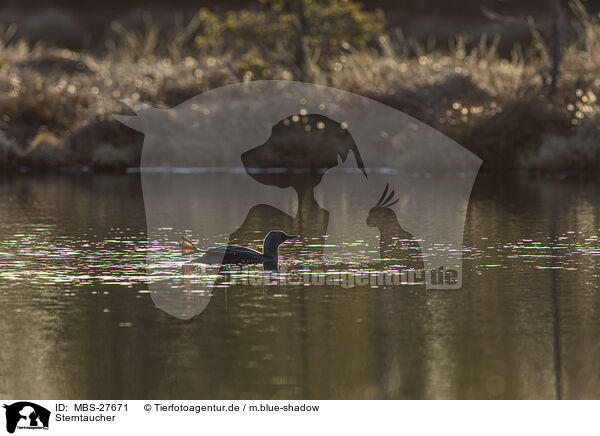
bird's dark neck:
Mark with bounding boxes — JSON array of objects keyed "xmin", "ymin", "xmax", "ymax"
[
  {"xmin": 263, "ymin": 238, "xmax": 279, "ymax": 261},
  {"xmin": 263, "ymin": 260, "xmax": 278, "ymax": 271}
]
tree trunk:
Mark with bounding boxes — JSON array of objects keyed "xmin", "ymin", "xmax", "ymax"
[
  {"xmin": 549, "ymin": 0, "xmax": 561, "ymax": 95},
  {"xmin": 293, "ymin": 0, "xmax": 308, "ymax": 81}
]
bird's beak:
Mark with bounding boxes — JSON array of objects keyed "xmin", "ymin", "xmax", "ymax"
[{"xmin": 286, "ymin": 235, "xmax": 299, "ymax": 240}]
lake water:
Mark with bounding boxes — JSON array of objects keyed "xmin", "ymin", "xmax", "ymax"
[{"xmin": 1, "ymin": 173, "xmax": 599, "ymax": 399}]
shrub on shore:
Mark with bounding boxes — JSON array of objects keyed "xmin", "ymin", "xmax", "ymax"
[{"xmin": 0, "ymin": 0, "xmax": 599, "ymax": 173}]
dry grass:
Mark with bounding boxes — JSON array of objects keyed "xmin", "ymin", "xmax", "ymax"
[{"xmin": 0, "ymin": 1, "xmax": 599, "ymax": 172}]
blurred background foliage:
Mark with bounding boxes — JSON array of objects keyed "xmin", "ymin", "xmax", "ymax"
[
  {"xmin": 0, "ymin": 0, "xmax": 600, "ymax": 172},
  {"xmin": 195, "ymin": 0, "xmax": 384, "ymax": 74}
]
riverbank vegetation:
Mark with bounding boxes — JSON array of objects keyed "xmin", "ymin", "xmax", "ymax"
[{"xmin": 0, "ymin": 0, "xmax": 599, "ymax": 173}]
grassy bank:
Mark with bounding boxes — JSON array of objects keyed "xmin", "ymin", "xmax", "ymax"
[{"xmin": 0, "ymin": 0, "xmax": 599, "ymax": 173}]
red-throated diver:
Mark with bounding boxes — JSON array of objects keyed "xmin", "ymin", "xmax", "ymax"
[{"xmin": 180, "ymin": 231, "xmax": 298, "ymax": 269}]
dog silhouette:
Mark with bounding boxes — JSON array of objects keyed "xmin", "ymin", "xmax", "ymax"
[
  {"xmin": 3, "ymin": 402, "xmax": 50, "ymax": 434},
  {"xmin": 230, "ymin": 113, "xmax": 367, "ymax": 261}
]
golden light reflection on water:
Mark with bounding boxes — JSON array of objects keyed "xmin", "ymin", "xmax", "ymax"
[{"xmin": 1, "ymin": 174, "xmax": 600, "ymax": 399}]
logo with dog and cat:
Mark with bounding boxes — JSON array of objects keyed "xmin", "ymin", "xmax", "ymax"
[
  {"xmin": 115, "ymin": 80, "xmax": 481, "ymax": 319},
  {"xmin": 3, "ymin": 402, "xmax": 50, "ymax": 434}
]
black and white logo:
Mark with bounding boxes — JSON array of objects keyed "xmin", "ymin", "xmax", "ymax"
[{"xmin": 3, "ymin": 402, "xmax": 50, "ymax": 434}]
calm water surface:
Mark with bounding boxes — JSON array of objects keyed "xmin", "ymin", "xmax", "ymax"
[{"xmin": 1, "ymin": 174, "xmax": 599, "ymax": 399}]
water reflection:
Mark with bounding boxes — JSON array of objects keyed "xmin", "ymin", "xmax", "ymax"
[{"xmin": 0, "ymin": 174, "xmax": 600, "ymax": 398}]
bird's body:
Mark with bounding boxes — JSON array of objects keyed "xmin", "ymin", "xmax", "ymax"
[
  {"xmin": 180, "ymin": 230, "xmax": 298, "ymax": 270},
  {"xmin": 197, "ymin": 245, "xmax": 266, "ymax": 265}
]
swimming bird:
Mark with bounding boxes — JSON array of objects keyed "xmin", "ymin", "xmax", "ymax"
[{"xmin": 180, "ymin": 230, "xmax": 298, "ymax": 270}]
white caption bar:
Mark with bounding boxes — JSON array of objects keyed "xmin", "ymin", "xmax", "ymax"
[{"xmin": 0, "ymin": 400, "xmax": 597, "ymax": 435}]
